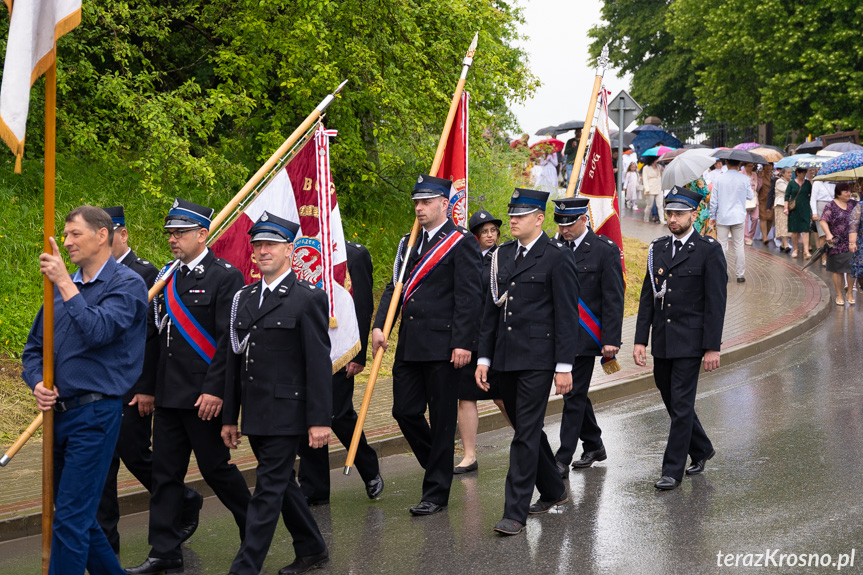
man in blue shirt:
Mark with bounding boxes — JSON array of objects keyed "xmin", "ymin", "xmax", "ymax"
[{"xmin": 22, "ymin": 205, "xmax": 148, "ymax": 575}]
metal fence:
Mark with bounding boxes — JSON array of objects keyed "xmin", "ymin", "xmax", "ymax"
[{"xmin": 663, "ymin": 121, "xmax": 761, "ymax": 148}]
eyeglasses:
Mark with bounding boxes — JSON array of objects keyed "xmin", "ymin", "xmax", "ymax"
[
  {"xmin": 163, "ymin": 228, "xmax": 199, "ymax": 239},
  {"xmin": 479, "ymin": 228, "xmax": 500, "ymax": 237}
]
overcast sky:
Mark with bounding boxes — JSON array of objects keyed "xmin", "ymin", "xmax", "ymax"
[{"xmin": 509, "ymin": 0, "xmax": 633, "ymax": 142}]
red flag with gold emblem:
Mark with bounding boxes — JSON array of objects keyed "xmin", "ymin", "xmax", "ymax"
[{"xmin": 436, "ymin": 91, "xmax": 469, "ymax": 227}]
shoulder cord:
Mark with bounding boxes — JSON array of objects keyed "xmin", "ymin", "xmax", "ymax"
[
  {"xmin": 392, "ymin": 235, "xmax": 407, "ymax": 285},
  {"xmin": 229, "ymin": 288, "xmax": 250, "ymax": 355},
  {"xmin": 647, "ymin": 243, "xmax": 667, "ymax": 308},
  {"xmin": 489, "ymin": 247, "xmax": 510, "ymax": 321},
  {"xmin": 153, "ymin": 265, "xmax": 172, "ymax": 336}
]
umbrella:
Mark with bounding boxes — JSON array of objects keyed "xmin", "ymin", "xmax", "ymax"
[
  {"xmin": 749, "ymin": 147, "xmax": 784, "ymax": 163},
  {"xmin": 632, "ymin": 130, "xmax": 684, "ymax": 158},
  {"xmin": 794, "ymin": 155, "xmax": 830, "ymax": 169},
  {"xmin": 712, "ymin": 148, "xmax": 764, "ymax": 164},
  {"xmin": 535, "ymin": 125, "xmax": 559, "ymax": 137},
  {"xmin": 661, "ymin": 151, "xmax": 718, "ymax": 189},
  {"xmin": 643, "ymin": 145, "xmax": 676, "ymax": 157},
  {"xmin": 802, "ymin": 243, "xmax": 831, "ymax": 271},
  {"xmin": 609, "ymin": 130, "xmax": 635, "ymax": 147},
  {"xmin": 815, "ymin": 150, "xmax": 843, "ymax": 158},
  {"xmin": 657, "ymin": 148, "xmax": 688, "ymax": 163},
  {"xmin": 733, "ymin": 142, "xmax": 760, "ymax": 150},
  {"xmin": 775, "ymin": 154, "xmax": 810, "ymax": 169},
  {"xmin": 795, "ymin": 139, "xmax": 823, "ymax": 154},
  {"xmin": 530, "ymin": 138, "xmax": 564, "ymax": 154},
  {"xmin": 822, "ymin": 142, "xmax": 863, "ymax": 153},
  {"xmin": 632, "ymin": 125, "xmax": 663, "ymax": 133},
  {"xmin": 814, "ymin": 150, "xmax": 863, "ymax": 181},
  {"xmin": 555, "ymin": 120, "xmax": 585, "ymax": 132},
  {"xmin": 683, "ymin": 143, "xmax": 711, "ymax": 149}
]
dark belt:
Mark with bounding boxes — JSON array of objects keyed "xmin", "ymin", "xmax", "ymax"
[{"xmin": 54, "ymin": 392, "xmax": 108, "ymax": 413}]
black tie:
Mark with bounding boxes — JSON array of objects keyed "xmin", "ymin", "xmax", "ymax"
[
  {"xmin": 419, "ymin": 231, "xmax": 430, "ymax": 255},
  {"xmin": 673, "ymin": 240, "xmax": 683, "ymax": 259},
  {"xmin": 514, "ymin": 245, "xmax": 527, "ymax": 267},
  {"xmin": 260, "ymin": 287, "xmax": 272, "ymax": 309},
  {"xmin": 180, "ymin": 265, "xmax": 191, "ymax": 277},
  {"xmin": 566, "ymin": 240, "xmax": 577, "ymax": 251}
]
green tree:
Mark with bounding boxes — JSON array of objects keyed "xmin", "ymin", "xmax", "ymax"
[{"xmin": 1, "ymin": 0, "xmax": 537, "ymax": 201}]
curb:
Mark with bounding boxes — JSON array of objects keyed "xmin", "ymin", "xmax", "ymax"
[{"xmin": 0, "ymin": 247, "xmax": 831, "ymax": 543}]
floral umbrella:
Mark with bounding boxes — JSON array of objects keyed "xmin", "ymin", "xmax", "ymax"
[
  {"xmin": 793, "ymin": 155, "xmax": 830, "ymax": 169},
  {"xmin": 814, "ymin": 150, "xmax": 863, "ymax": 181},
  {"xmin": 733, "ymin": 142, "xmax": 759, "ymax": 150}
]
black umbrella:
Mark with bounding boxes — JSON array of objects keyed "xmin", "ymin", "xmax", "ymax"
[
  {"xmin": 632, "ymin": 124, "xmax": 663, "ymax": 133},
  {"xmin": 796, "ymin": 139, "xmax": 823, "ymax": 154},
  {"xmin": 536, "ymin": 125, "xmax": 559, "ymax": 136},
  {"xmin": 822, "ymin": 142, "xmax": 863, "ymax": 153},
  {"xmin": 802, "ymin": 243, "xmax": 831, "ymax": 270},
  {"xmin": 555, "ymin": 120, "xmax": 585, "ymax": 132},
  {"xmin": 712, "ymin": 148, "xmax": 767, "ymax": 164}
]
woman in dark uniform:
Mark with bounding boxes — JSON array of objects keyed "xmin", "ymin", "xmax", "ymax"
[{"xmin": 454, "ymin": 210, "xmax": 510, "ymax": 473}]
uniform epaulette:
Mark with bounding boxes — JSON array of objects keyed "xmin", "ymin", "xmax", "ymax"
[
  {"xmin": 699, "ymin": 234, "xmax": 718, "ymax": 245},
  {"xmin": 136, "ymin": 257, "xmax": 151, "ymax": 265},
  {"xmin": 596, "ymin": 234, "xmax": 617, "ymax": 248},
  {"xmin": 501, "ymin": 238, "xmax": 517, "ymax": 247},
  {"xmin": 296, "ymin": 278, "xmax": 318, "ymax": 291},
  {"xmin": 651, "ymin": 235, "xmax": 670, "ymax": 244},
  {"xmin": 456, "ymin": 225, "xmax": 471, "ymax": 236},
  {"xmin": 212, "ymin": 257, "xmax": 234, "ymax": 270},
  {"xmin": 550, "ymin": 239, "xmax": 564, "ymax": 249}
]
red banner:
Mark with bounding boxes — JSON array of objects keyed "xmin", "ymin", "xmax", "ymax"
[{"xmin": 436, "ymin": 92, "xmax": 469, "ymax": 227}]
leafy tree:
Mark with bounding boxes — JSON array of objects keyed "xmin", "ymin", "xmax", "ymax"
[{"xmin": 0, "ymin": 0, "xmax": 537, "ymax": 201}]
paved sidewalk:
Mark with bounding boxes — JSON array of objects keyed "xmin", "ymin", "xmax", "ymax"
[{"xmin": 0, "ymin": 215, "xmax": 830, "ymax": 540}]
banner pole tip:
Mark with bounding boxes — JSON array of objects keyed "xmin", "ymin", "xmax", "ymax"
[
  {"xmin": 343, "ymin": 466, "xmax": 352, "ymax": 476},
  {"xmin": 0, "ymin": 454, "xmax": 9, "ymax": 467}
]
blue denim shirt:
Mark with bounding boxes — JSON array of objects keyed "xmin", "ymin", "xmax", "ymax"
[{"xmin": 22, "ymin": 256, "xmax": 148, "ymax": 398}]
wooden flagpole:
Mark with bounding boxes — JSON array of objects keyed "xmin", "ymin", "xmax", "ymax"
[
  {"xmin": 344, "ymin": 33, "xmax": 479, "ymax": 475},
  {"xmin": 564, "ymin": 45, "xmax": 609, "ymax": 199},
  {"xmin": 41, "ymin": 60, "xmax": 57, "ymax": 575},
  {"xmin": 0, "ymin": 81, "xmax": 349, "ymax": 467}
]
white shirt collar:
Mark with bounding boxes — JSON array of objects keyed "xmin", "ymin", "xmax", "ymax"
[
  {"xmin": 422, "ymin": 220, "xmax": 447, "ymax": 242},
  {"xmin": 260, "ymin": 269, "xmax": 294, "ymax": 306},
  {"xmin": 182, "ymin": 247, "xmax": 209, "ymax": 272},
  {"xmin": 673, "ymin": 227, "xmax": 696, "ymax": 249},
  {"xmin": 116, "ymin": 248, "xmax": 132, "ymax": 264},
  {"xmin": 482, "ymin": 246, "xmax": 494, "ymax": 257},
  {"xmin": 570, "ymin": 228, "xmax": 589, "ymax": 250},
  {"xmin": 517, "ymin": 232, "xmax": 543, "ymax": 254}
]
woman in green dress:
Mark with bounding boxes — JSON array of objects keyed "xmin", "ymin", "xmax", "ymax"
[{"xmin": 785, "ymin": 167, "xmax": 813, "ymax": 258}]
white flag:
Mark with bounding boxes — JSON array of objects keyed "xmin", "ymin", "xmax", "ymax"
[{"xmin": 0, "ymin": 0, "xmax": 81, "ymax": 171}]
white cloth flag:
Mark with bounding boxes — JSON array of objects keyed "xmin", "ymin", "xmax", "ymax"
[{"xmin": 0, "ymin": 0, "xmax": 81, "ymax": 170}]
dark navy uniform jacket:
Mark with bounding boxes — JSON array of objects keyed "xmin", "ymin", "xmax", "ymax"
[
  {"xmin": 222, "ymin": 273, "xmax": 332, "ymax": 436},
  {"xmin": 373, "ymin": 219, "xmax": 483, "ymax": 362},
  {"xmin": 346, "ymin": 242, "xmax": 373, "ymax": 366},
  {"xmin": 634, "ymin": 232, "xmax": 727, "ymax": 358},
  {"xmin": 569, "ymin": 230, "xmax": 624, "ymax": 357},
  {"xmin": 149, "ymin": 250, "xmax": 244, "ymax": 408},
  {"xmin": 478, "ymin": 232, "xmax": 580, "ymax": 372}
]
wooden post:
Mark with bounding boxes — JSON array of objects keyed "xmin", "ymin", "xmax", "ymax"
[
  {"xmin": 41, "ymin": 60, "xmax": 57, "ymax": 575},
  {"xmin": 344, "ymin": 34, "xmax": 479, "ymax": 475}
]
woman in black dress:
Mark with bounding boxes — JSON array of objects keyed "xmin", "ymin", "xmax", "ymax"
[{"xmin": 455, "ymin": 210, "xmax": 510, "ymax": 473}]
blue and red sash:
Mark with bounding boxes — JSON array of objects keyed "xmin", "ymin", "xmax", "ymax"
[
  {"xmin": 164, "ymin": 273, "xmax": 217, "ymax": 364},
  {"xmin": 579, "ymin": 298, "xmax": 615, "ymax": 368},
  {"xmin": 403, "ymin": 230, "xmax": 465, "ymax": 304}
]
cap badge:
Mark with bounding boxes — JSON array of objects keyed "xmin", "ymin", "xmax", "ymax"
[
  {"xmin": 172, "ymin": 199, "xmax": 179, "ymax": 208},
  {"xmin": 672, "ymin": 189, "xmax": 678, "ymax": 195},
  {"xmin": 417, "ymin": 175, "xmax": 424, "ymax": 184},
  {"xmin": 557, "ymin": 202, "xmax": 565, "ymax": 209},
  {"xmin": 512, "ymin": 190, "xmax": 520, "ymax": 199},
  {"xmin": 261, "ymin": 213, "xmax": 269, "ymax": 221},
  {"xmin": 480, "ymin": 213, "xmax": 486, "ymax": 219}
]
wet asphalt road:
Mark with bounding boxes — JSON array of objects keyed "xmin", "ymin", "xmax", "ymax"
[{"xmin": 2, "ymin": 272, "xmax": 863, "ymax": 574}]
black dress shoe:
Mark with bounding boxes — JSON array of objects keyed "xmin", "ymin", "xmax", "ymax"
[
  {"xmin": 572, "ymin": 446, "xmax": 607, "ymax": 468},
  {"xmin": 124, "ymin": 557, "xmax": 183, "ymax": 575},
  {"xmin": 528, "ymin": 492, "xmax": 568, "ymax": 514},
  {"xmin": 685, "ymin": 449, "xmax": 716, "ymax": 475},
  {"xmin": 453, "ymin": 460, "xmax": 478, "ymax": 474},
  {"xmin": 365, "ymin": 474, "xmax": 384, "ymax": 499},
  {"xmin": 737, "ymin": 277, "xmax": 746, "ymax": 283},
  {"xmin": 305, "ymin": 497, "xmax": 330, "ymax": 506},
  {"xmin": 555, "ymin": 460, "xmax": 568, "ymax": 478},
  {"xmin": 654, "ymin": 476, "xmax": 681, "ymax": 490},
  {"xmin": 278, "ymin": 551, "xmax": 329, "ymax": 575},
  {"xmin": 179, "ymin": 490, "xmax": 204, "ymax": 543},
  {"xmin": 409, "ymin": 501, "xmax": 445, "ymax": 516},
  {"xmin": 493, "ymin": 518, "xmax": 525, "ymax": 536}
]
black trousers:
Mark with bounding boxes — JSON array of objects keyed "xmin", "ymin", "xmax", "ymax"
[
  {"xmin": 499, "ymin": 370, "xmax": 565, "ymax": 524},
  {"xmin": 556, "ymin": 356, "xmax": 604, "ymax": 465},
  {"xmin": 97, "ymin": 401, "xmax": 199, "ymax": 553},
  {"xmin": 230, "ymin": 435, "xmax": 326, "ymax": 575},
  {"xmin": 391, "ymin": 359, "xmax": 459, "ymax": 506},
  {"xmin": 148, "ymin": 408, "xmax": 250, "ymax": 560},
  {"xmin": 298, "ymin": 369, "xmax": 380, "ymax": 501},
  {"xmin": 653, "ymin": 357, "xmax": 714, "ymax": 481}
]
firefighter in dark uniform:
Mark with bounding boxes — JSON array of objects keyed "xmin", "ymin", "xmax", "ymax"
[
  {"xmin": 221, "ymin": 212, "xmax": 332, "ymax": 575},
  {"xmin": 476, "ymin": 188, "xmax": 580, "ymax": 536},
  {"xmin": 297, "ymin": 240, "xmax": 383, "ymax": 504},
  {"xmin": 126, "ymin": 199, "xmax": 250, "ymax": 575},
  {"xmin": 633, "ymin": 186, "xmax": 727, "ymax": 490},
  {"xmin": 371, "ymin": 174, "xmax": 483, "ymax": 516},
  {"xmin": 552, "ymin": 198, "xmax": 624, "ymax": 476},
  {"xmin": 97, "ymin": 206, "xmax": 202, "ymax": 554}
]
